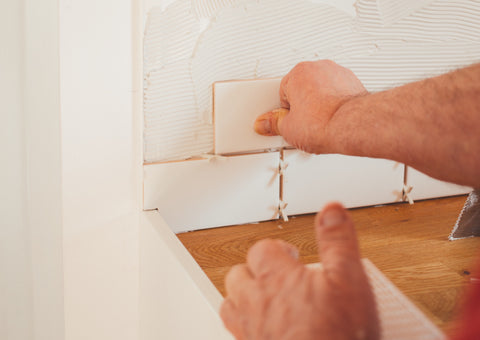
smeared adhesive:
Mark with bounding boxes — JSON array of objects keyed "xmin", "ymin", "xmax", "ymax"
[
  {"xmin": 377, "ymin": 0, "xmax": 435, "ymax": 26},
  {"xmin": 191, "ymin": 0, "xmax": 249, "ymax": 18},
  {"xmin": 144, "ymin": 2, "xmax": 200, "ymax": 70},
  {"xmin": 144, "ymin": 61, "xmax": 213, "ymax": 161},
  {"xmin": 144, "ymin": 0, "xmax": 480, "ymax": 163}
]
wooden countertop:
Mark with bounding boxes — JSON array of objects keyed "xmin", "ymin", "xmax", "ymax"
[{"xmin": 178, "ymin": 195, "xmax": 480, "ymax": 334}]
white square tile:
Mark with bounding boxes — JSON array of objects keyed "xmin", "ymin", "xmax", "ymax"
[
  {"xmin": 144, "ymin": 152, "xmax": 280, "ymax": 232},
  {"xmin": 309, "ymin": 259, "xmax": 445, "ymax": 340},
  {"xmin": 213, "ymin": 78, "xmax": 289, "ymax": 155},
  {"xmin": 405, "ymin": 167, "xmax": 471, "ymax": 201},
  {"xmin": 283, "ymin": 151, "xmax": 404, "ymax": 215}
]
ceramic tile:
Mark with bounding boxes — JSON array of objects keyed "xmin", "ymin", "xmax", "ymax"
[
  {"xmin": 213, "ymin": 78, "xmax": 289, "ymax": 154},
  {"xmin": 283, "ymin": 151, "xmax": 404, "ymax": 215},
  {"xmin": 309, "ymin": 259, "xmax": 446, "ymax": 339},
  {"xmin": 405, "ymin": 167, "xmax": 471, "ymax": 201},
  {"xmin": 144, "ymin": 152, "xmax": 280, "ymax": 232}
]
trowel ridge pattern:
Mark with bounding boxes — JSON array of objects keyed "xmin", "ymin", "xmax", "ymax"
[{"xmin": 144, "ymin": 0, "xmax": 480, "ymax": 163}]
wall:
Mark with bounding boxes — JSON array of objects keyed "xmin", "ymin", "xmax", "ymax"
[
  {"xmin": 24, "ymin": 0, "xmax": 66, "ymax": 337},
  {"xmin": 59, "ymin": 0, "xmax": 141, "ymax": 339},
  {"xmin": 1, "ymin": 0, "xmax": 66, "ymax": 338},
  {"xmin": 1, "ymin": 0, "xmax": 142, "ymax": 338},
  {"xmin": 0, "ymin": 0, "xmax": 33, "ymax": 338}
]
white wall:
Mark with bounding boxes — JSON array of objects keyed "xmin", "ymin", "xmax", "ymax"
[
  {"xmin": 0, "ymin": 0, "xmax": 33, "ymax": 339},
  {"xmin": 1, "ymin": 0, "xmax": 66, "ymax": 338},
  {"xmin": 24, "ymin": 0, "xmax": 66, "ymax": 338},
  {"xmin": 1, "ymin": 0, "xmax": 165, "ymax": 338},
  {"xmin": 59, "ymin": 0, "xmax": 141, "ymax": 338}
]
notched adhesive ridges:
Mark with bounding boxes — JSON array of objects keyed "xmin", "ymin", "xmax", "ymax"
[{"xmin": 144, "ymin": 0, "xmax": 480, "ymax": 163}]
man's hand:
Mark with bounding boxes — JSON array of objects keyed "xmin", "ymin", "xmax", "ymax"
[
  {"xmin": 254, "ymin": 60, "xmax": 367, "ymax": 154},
  {"xmin": 220, "ymin": 203, "xmax": 379, "ymax": 340}
]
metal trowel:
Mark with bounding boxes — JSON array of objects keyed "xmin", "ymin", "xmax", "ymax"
[{"xmin": 450, "ymin": 189, "xmax": 480, "ymax": 240}]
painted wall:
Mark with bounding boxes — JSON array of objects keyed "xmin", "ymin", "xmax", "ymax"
[
  {"xmin": 24, "ymin": 0, "xmax": 66, "ymax": 338},
  {"xmin": 1, "ymin": 0, "xmax": 66, "ymax": 338},
  {"xmin": 0, "ymin": 0, "xmax": 33, "ymax": 338},
  {"xmin": 59, "ymin": 0, "xmax": 141, "ymax": 338},
  {"xmin": 1, "ymin": 0, "xmax": 142, "ymax": 338}
]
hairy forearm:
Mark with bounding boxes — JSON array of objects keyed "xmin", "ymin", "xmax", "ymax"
[{"xmin": 329, "ymin": 63, "xmax": 480, "ymax": 188}]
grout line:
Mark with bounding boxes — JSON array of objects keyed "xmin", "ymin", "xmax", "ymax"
[
  {"xmin": 402, "ymin": 165, "xmax": 415, "ymax": 204},
  {"xmin": 213, "ymin": 77, "xmax": 282, "ymax": 85},
  {"xmin": 143, "ymin": 149, "xmax": 284, "ymax": 166},
  {"xmin": 280, "ymin": 148, "xmax": 284, "ymax": 203},
  {"xmin": 212, "ymin": 83, "xmax": 216, "ymax": 154},
  {"xmin": 278, "ymin": 148, "xmax": 288, "ymax": 221},
  {"xmin": 217, "ymin": 148, "xmax": 283, "ymax": 157}
]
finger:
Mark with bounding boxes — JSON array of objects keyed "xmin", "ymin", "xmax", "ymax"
[
  {"xmin": 225, "ymin": 264, "xmax": 254, "ymax": 299},
  {"xmin": 246, "ymin": 239, "xmax": 300, "ymax": 279},
  {"xmin": 314, "ymin": 202, "xmax": 363, "ymax": 283},
  {"xmin": 279, "ymin": 73, "xmax": 290, "ymax": 108},
  {"xmin": 253, "ymin": 108, "xmax": 289, "ymax": 136},
  {"xmin": 220, "ymin": 298, "xmax": 244, "ymax": 339}
]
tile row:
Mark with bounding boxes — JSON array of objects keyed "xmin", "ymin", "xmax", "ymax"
[{"xmin": 143, "ymin": 151, "xmax": 470, "ymax": 233}]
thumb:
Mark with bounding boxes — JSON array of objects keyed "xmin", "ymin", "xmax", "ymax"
[
  {"xmin": 254, "ymin": 108, "xmax": 289, "ymax": 136},
  {"xmin": 314, "ymin": 202, "xmax": 363, "ymax": 282}
]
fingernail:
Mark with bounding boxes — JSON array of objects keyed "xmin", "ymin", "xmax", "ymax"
[
  {"xmin": 321, "ymin": 208, "xmax": 346, "ymax": 228},
  {"xmin": 254, "ymin": 115, "xmax": 272, "ymax": 135}
]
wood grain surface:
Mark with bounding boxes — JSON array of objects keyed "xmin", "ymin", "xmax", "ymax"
[{"xmin": 177, "ymin": 196, "xmax": 480, "ymax": 334}]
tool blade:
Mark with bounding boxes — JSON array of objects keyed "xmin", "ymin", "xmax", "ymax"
[{"xmin": 450, "ymin": 189, "xmax": 480, "ymax": 240}]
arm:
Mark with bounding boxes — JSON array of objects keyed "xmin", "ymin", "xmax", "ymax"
[
  {"xmin": 256, "ymin": 61, "xmax": 480, "ymax": 187},
  {"xmin": 221, "ymin": 61, "xmax": 478, "ymax": 340}
]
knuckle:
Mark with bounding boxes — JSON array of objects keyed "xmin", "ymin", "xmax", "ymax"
[
  {"xmin": 293, "ymin": 61, "xmax": 312, "ymax": 73},
  {"xmin": 319, "ymin": 59, "xmax": 336, "ymax": 66}
]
